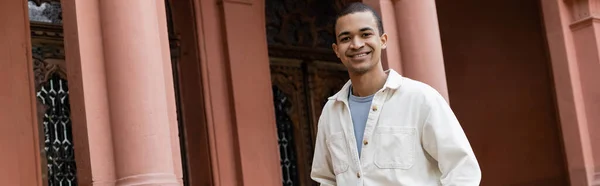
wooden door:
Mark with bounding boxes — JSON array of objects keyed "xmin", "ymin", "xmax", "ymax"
[{"xmin": 270, "ymin": 58, "xmax": 348, "ymax": 186}]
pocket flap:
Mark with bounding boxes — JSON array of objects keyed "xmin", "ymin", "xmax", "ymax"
[{"xmin": 376, "ymin": 126, "xmax": 416, "ymax": 135}]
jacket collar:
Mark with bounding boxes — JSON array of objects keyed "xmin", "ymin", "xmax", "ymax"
[{"xmin": 329, "ymin": 69, "xmax": 403, "ymax": 102}]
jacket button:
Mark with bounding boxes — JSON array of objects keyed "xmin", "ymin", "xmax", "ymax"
[
  {"xmin": 372, "ymin": 106, "xmax": 378, "ymax": 111},
  {"xmin": 363, "ymin": 140, "xmax": 368, "ymax": 145},
  {"xmin": 357, "ymin": 172, "xmax": 361, "ymax": 178}
]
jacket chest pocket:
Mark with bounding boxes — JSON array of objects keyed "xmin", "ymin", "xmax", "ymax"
[
  {"xmin": 326, "ymin": 132, "xmax": 349, "ymax": 175},
  {"xmin": 374, "ymin": 126, "xmax": 416, "ymax": 169}
]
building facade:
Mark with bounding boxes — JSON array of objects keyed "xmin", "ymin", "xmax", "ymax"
[{"xmin": 0, "ymin": 0, "xmax": 599, "ymax": 185}]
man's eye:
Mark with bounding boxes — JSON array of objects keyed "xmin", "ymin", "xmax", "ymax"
[
  {"xmin": 362, "ymin": 33, "xmax": 372, "ymax": 37},
  {"xmin": 340, "ymin": 37, "xmax": 350, "ymax": 42}
]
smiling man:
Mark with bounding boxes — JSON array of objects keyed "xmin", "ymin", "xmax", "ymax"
[{"xmin": 310, "ymin": 2, "xmax": 481, "ymax": 186}]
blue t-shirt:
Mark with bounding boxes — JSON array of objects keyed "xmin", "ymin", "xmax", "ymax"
[{"xmin": 348, "ymin": 86, "xmax": 374, "ymax": 157}]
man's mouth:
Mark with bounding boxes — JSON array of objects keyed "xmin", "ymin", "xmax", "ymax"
[{"xmin": 349, "ymin": 51, "xmax": 371, "ymax": 58}]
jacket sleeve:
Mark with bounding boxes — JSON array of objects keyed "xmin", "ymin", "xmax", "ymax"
[
  {"xmin": 421, "ymin": 91, "xmax": 482, "ymax": 186},
  {"xmin": 310, "ymin": 115, "xmax": 336, "ymax": 185}
]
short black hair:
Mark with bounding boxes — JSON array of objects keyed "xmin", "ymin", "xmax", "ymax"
[{"xmin": 334, "ymin": 2, "xmax": 384, "ymax": 37}]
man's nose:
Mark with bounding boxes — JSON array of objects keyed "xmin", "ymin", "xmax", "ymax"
[{"xmin": 350, "ymin": 38, "xmax": 364, "ymax": 49}]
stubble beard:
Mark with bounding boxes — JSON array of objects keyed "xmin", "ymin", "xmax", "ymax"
[{"xmin": 346, "ymin": 60, "xmax": 375, "ymax": 75}]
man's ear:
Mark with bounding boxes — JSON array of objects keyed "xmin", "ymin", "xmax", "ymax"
[
  {"xmin": 332, "ymin": 43, "xmax": 340, "ymax": 58},
  {"xmin": 380, "ymin": 33, "xmax": 388, "ymax": 49}
]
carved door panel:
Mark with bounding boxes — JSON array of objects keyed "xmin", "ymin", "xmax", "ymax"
[
  {"xmin": 306, "ymin": 62, "xmax": 348, "ymax": 137},
  {"xmin": 270, "ymin": 58, "xmax": 348, "ymax": 186},
  {"xmin": 271, "ymin": 58, "xmax": 309, "ymax": 186}
]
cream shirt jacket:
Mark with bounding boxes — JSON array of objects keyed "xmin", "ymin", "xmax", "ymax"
[{"xmin": 310, "ymin": 69, "xmax": 481, "ymax": 186}]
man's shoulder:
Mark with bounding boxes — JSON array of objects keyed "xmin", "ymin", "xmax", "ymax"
[
  {"xmin": 320, "ymin": 99, "xmax": 338, "ymax": 115},
  {"xmin": 395, "ymin": 77, "xmax": 450, "ymax": 113},
  {"xmin": 396, "ymin": 77, "xmax": 441, "ymax": 99},
  {"xmin": 316, "ymin": 99, "xmax": 343, "ymax": 130}
]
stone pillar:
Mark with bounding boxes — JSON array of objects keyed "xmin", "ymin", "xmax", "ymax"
[
  {"xmin": 393, "ymin": 0, "xmax": 449, "ymax": 101},
  {"xmin": 98, "ymin": 0, "xmax": 179, "ymax": 185},
  {"xmin": 0, "ymin": 1, "xmax": 42, "ymax": 185},
  {"xmin": 154, "ymin": 0, "xmax": 184, "ymax": 184},
  {"xmin": 220, "ymin": 0, "xmax": 282, "ymax": 185},
  {"xmin": 566, "ymin": 0, "xmax": 600, "ymax": 184},
  {"xmin": 61, "ymin": 0, "xmax": 116, "ymax": 185},
  {"xmin": 541, "ymin": 0, "xmax": 600, "ymax": 185}
]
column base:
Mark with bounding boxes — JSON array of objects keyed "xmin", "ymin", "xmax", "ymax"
[
  {"xmin": 116, "ymin": 173, "xmax": 179, "ymax": 186},
  {"xmin": 593, "ymin": 172, "xmax": 600, "ymax": 186}
]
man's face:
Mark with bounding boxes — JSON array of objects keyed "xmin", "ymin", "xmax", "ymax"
[{"xmin": 333, "ymin": 11, "xmax": 387, "ymax": 75}]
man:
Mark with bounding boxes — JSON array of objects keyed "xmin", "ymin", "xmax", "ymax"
[{"xmin": 310, "ymin": 2, "xmax": 481, "ymax": 185}]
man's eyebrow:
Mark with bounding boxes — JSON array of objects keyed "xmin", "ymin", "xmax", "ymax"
[
  {"xmin": 337, "ymin": 31, "xmax": 350, "ymax": 38},
  {"xmin": 337, "ymin": 27, "xmax": 376, "ymax": 38},
  {"xmin": 359, "ymin": 27, "xmax": 375, "ymax": 32}
]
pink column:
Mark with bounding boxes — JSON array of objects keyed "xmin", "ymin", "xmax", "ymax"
[
  {"xmin": 61, "ymin": 0, "xmax": 116, "ymax": 184},
  {"xmin": 98, "ymin": 0, "xmax": 179, "ymax": 185},
  {"xmin": 567, "ymin": 1, "xmax": 600, "ymax": 183},
  {"xmin": 0, "ymin": 1, "xmax": 42, "ymax": 185},
  {"xmin": 541, "ymin": 0, "xmax": 600, "ymax": 185},
  {"xmin": 220, "ymin": 0, "xmax": 282, "ymax": 185},
  {"xmin": 394, "ymin": 0, "xmax": 449, "ymax": 101},
  {"xmin": 154, "ymin": 0, "xmax": 184, "ymax": 184}
]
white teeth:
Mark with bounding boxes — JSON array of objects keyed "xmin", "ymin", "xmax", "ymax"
[{"xmin": 355, "ymin": 53, "xmax": 367, "ymax": 57}]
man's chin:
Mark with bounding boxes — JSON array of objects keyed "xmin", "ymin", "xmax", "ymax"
[{"xmin": 348, "ymin": 66, "xmax": 371, "ymax": 75}]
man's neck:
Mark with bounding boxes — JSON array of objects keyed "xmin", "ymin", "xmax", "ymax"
[{"xmin": 349, "ymin": 67, "xmax": 388, "ymax": 97}]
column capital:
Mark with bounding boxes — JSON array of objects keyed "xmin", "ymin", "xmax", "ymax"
[
  {"xmin": 565, "ymin": 0, "xmax": 600, "ymax": 23},
  {"xmin": 569, "ymin": 16, "xmax": 600, "ymax": 30}
]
